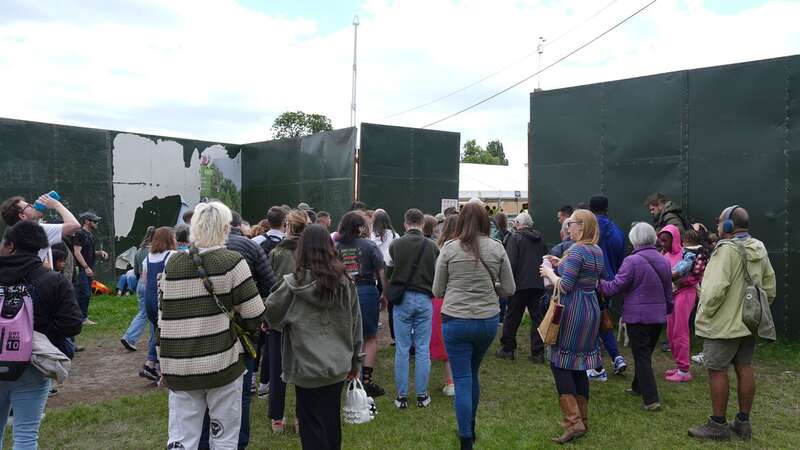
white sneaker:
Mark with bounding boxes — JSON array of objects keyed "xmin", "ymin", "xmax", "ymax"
[
  {"xmin": 442, "ymin": 383, "xmax": 455, "ymax": 397},
  {"xmin": 587, "ymin": 368, "xmax": 608, "ymax": 382},
  {"xmin": 257, "ymin": 383, "xmax": 270, "ymax": 398},
  {"xmin": 613, "ymin": 356, "xmax": 627, "ymax": 375},
  {"xmin": 691, "ymin": 353, "xmax": 705, "ymax": 366}
]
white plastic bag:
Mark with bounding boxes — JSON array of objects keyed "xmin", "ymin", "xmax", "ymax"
[{"xmin": 343, "ymin": 379, "xmax": 377, "ymax": 424}]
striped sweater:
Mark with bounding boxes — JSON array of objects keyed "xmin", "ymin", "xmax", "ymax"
[{"xmin": 158, "ymin": 247, "xmax": 265, "ymax": 391}]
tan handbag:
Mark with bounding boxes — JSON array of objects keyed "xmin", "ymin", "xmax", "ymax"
[{"xmin": 538, "ymin": 278, "xmax": 565, "ymax": 346}]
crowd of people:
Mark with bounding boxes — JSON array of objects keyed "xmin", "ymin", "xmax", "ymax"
[{"xmin": 0, "ymin": 189, "xmax": 777, "ymax": 449}]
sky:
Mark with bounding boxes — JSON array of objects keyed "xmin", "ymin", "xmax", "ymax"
[{"xmin": 1, "ymin": 0, "xmax": 799, "ymax": 167}]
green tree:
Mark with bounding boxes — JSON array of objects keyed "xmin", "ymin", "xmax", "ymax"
[
  {"xmin": 486, "ymin": 140, "xmax": 508, "ymax": 165},
  {"xmin": 460, "ymin": 139, "xmax": 507, "ymax": 165},
  {"xmin": 271, "ymin": 111, "xmax": 333, "ymax": 139}
]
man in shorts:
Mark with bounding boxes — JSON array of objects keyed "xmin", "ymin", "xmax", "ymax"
[{"xmin": 688, "ymin": 206, "xmax": 776, "ymax": 441}]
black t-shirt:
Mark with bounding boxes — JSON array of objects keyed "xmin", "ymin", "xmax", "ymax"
[
  {"xmin": 74, "ymin": 229, "xmax": 96, "ymax": 269},
  {"xmin": 336, "ymin": 238, "xmax": 384, "ymax": 283}
]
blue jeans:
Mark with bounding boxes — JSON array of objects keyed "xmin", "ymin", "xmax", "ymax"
[
  {"xmin": 0, "ymin": 367, "xmax": 52, "ymax": 450},
  {"xmin": 144, "ymin": 286, "xmax": 159, "ymax": 362},
  {"xmin": 122, "ymin": 283, "xmax": 153, "ymax": 346},
  {"xmin": 442, "ymin": 314, "xmax": 499, "ymax": 439},
  {"xmin": 75, "ymin": 270, "xmax": 92, "ymax": 319},
  {"xmin": 393, "ymin": 291, "xmax": 433, "ymax": 396},
  {"xmin": 116, "ymin": 272, "xmax": 138, "ymax": 293},
  {"xmin": 597, "ymin": 329, "xmax": 621, "ymax": 367}
]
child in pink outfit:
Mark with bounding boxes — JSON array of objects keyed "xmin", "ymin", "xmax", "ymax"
[{"xmin": 658, "ymin": 226, "xmax": 703, "ymax": 382}]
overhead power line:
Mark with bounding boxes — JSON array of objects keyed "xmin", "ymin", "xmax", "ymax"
[
  {"xmin": 421, "ymin": 0, "xmax": 659, "ymax": 129},
  {"xmin": 382, "ymin": 0, "xmax": 620, "ymax": 120}
]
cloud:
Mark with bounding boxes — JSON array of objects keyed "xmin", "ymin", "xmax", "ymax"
[{"xmin": 0, "ymin": 0, "xmax": 798, "ymax": 169}]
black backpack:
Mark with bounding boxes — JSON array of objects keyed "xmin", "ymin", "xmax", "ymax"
[{"xmin": 260, "ymin": 234, "xmax": 283, "ymax": 256}]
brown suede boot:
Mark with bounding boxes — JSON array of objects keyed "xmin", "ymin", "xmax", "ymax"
[
  {"xmin": 552, "ymin": 395, "xmax": 587, "ymax": 444},
  {"xmin": 576, "ymin": 395, "xmax": 588, "ymax": 431}
]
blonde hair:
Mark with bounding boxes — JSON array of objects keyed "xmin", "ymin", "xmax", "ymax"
[
  {"xmin": 570, "ymin": 209, "xmax": 599, "ymax": 246},
  {"xmin": 190, "ymin": 201, "xmax": 232, "ymax": 248},
  {"xmin": 286, "ymin": 209, "xmax": 310, "ymax": 237}
]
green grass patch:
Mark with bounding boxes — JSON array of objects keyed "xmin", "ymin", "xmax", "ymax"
[{"xmin": 30, "ymin": 298, "xmax": 800, "ymax": 449}]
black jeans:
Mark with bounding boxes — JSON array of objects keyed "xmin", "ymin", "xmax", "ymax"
[
  {"xmin": 258, "ymin": 331, "xmax": 269, "ymax": 385},
  {"xmin": 627, "ymin": 323, "xmax": 662, "ymax": 405},
  {"xmin": 500, "ymin": 288, "xmax": 545, "ymax": 355},
  {"xmin": 268, "ymin": 330, "xmax": 286, "ymax": 420},
  {"xmin": 550, "ymin": 364, "xmax": 589, "ymax": 398},
  {"xmin": 295, "ymin": 381, "xmax": 345, "ymax": 450}
]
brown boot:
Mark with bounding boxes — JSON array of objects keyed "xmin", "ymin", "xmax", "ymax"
[
  {"xmin": 552, "ymin": 395, "xmax": 587, "ymax": 444},
  {"xmin": 576, "ymin": 395, "xmax": 588, "ymax": 431}
]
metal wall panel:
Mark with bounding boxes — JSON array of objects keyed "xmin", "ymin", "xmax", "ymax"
[
  {"xmin": 359, "ymin": 123, "xmax": 460, "ymax": 230},
  {"xmin": 0, "ymin": 118, "xmax": 114, "ymax": 279},
  {"xmin": 530, "ymin": 54, "xmax": 800, "ymax": 336},
  {"xmin": 240, "ymin": 128, "xmax": 355, "ymax": 226},
  {"xmin": 530, "ymin": 85, "xmax": 603, "ymax": 247}
]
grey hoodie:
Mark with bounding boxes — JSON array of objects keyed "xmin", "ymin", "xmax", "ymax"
[{"xmin": 265, "ymin": 270, "xmax": 364, "ymax": 388}]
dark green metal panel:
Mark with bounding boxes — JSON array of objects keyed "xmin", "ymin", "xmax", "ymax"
[
  {"xmin": 530, "ymin": 54, "xmax": 800, "ymax": 336},
  {"xmin": 0, "ymin": 118, "xmax": 115, "ymax": 280},
  {"xmin": 787, "ymin": 56, "xmax": 800, "ymax": 338},
  {"xmin": 687, "ymin": 58, "xmax": 789, "ymax": 333},
  {"xmin": 241, "ymin": 128, "xmax": 355, "ymax": 225},
  {"xmin": 359, "ymin": 123, "xmax": 460, "ymax": 230},
  {"xmin": 604, "ymin": 71, "xmax": 687, "ymax": 235},
  {"xmin": 530, "ymin": 85, "xmax": 603, "ymax": 247}
]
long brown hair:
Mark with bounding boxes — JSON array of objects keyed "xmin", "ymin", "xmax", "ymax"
[
  {"xmin": 295, "ymin": 224, "xmax": 348, "ymax": 302},
  {"xmin": 149, "ymin": 227, "xmax": 177, "ymax": 253},
  {"xmin": 437, "ymin": 214, "xmax": 459, "ymax": 248},
  {"xmin": 456, "ymin": 202, "xmax": 490, "ymax": 260},
  {"xmin": 495, "ymin": 213, "xmax": 508, "ymax": 232}
]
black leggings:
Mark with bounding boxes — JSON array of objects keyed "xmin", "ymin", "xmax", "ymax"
[{"xmin": 550, "ymin": 365, "xmax": 589, "ymax": 398}]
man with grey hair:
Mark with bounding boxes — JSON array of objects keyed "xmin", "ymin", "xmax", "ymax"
[{"xmin": 496, "ymin": 212, "xmax": 549, "ymax": 362}]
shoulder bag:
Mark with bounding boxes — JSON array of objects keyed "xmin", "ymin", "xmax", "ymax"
[
  {"xmin": 478, "ymin": 255, "xmax": 504, "ymax": 297},
  {"xmin": 731, "ymin": 241, "xmax": 776, "ymax": 341},
  {"xmin": 188, "ymin": 246, "xmax": 258, "ymax": 358},
  {"xmin": 538, "ymin": 278, "xmax": 564, "ymax": 345},
  {"xmin": 385, "ymin": 238, "xmax": 428, "ymax": 305}
]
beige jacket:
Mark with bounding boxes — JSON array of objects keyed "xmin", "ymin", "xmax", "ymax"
[
  {"xmin": 433, "ymin": 236, "xmax": 515, "ymax": 319},
  {"xmin": 695, "ymin": 236, "xmax": 776, "ymax": 340}
]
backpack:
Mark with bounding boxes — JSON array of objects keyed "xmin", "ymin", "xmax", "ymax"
[
  {"xmin": 260, "ymin": 234, "xmax": 282, "ymax": 256},
  {"xmin": 0, "ymin": 275, "xmax": 38, "ymax": 381}
]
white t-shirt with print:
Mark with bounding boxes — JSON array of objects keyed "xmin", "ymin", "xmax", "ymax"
[{"xmin": 38, "ymin": 223, "xmax": 63, "ymax": 268}]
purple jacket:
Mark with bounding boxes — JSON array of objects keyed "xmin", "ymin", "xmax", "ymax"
[{"xmin": 599, "ymin": 246, "xmax": 673, "ymax": 324}]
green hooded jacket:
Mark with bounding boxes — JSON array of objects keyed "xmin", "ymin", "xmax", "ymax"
[{"xmin": 265, "ymin": 270, "xmax": 364, "ymax": 388}]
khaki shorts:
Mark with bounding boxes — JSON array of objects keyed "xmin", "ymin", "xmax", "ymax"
[{"xmin": 703, "ymin": 335, "xmax": 756, "ymax": 371}]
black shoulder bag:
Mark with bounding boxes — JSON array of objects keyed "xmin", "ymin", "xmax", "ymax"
[
  {"xmin": 188, "ymin": 246, "xmax": 258, "ymax": 359},
  {"xmin": 385, "ymin": 238, "xmax": 428, "ymax": 306}
]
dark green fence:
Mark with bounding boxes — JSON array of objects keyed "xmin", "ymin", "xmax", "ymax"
[
  {"xmin": 359, "ymin": 123, "xmax": 460, "ymax": 229},
  {"xmin": 0, "ymin": 118, "xmax": 242, "ymax": 282},
  {"xmin": 529, "ymin": 54, "xmax": 800, "ymax": 337},
  {"xmin": 240, "ymin": 127, "xmax": 356, "ymax": 226}
]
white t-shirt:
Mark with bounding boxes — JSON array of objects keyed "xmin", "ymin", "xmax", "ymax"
[
  {"xmin": 38, "ymin": 223, "xmax": 64, "ymax": 268},
  {"xmin": 371, "ymin": 230, "xmax": 397, "ymax": 266},
  {"xmin": 140, "ymin": 251, "xmax": 174, "ymax": 287}
]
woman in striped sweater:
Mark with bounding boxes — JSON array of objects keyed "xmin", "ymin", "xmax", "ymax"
[
  {"xmin": 540, "ymin": 209, "xmax": 604, "ymax": 444},
  {"xmin": 159, "ymin": 202, "xmax": 266, "ymax": 450}
]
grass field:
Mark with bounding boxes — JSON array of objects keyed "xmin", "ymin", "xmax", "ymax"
[{"xmin": 19, "ymin": 296, "xmax": 800, "ymax": 449}]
